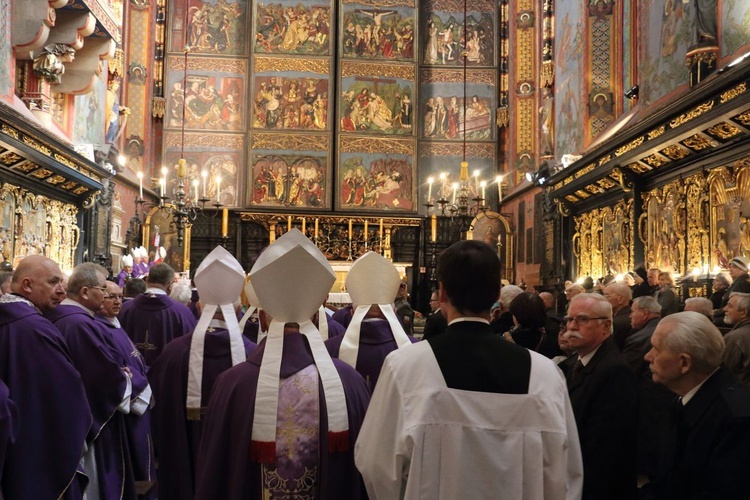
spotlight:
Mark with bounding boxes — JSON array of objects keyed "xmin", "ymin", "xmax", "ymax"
[
  {"xmin": 624, "ymin": 85, "xmax": 639, "ymax": 100},
  {"xmin": 525, "ymin": 172, "xmax": 534, "ymax": 183}
]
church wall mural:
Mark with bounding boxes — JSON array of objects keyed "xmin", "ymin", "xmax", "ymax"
[
  {"xmin": 555, "ymin": 2, "xmax": 585, "ymax": 165},
  {"xmin": 722, "ymin": 0, "xmax": 750, "ymax": 57},
  {"xmin": 341, "ymin": 3, "xmax": 415, "ymax": 62},
  {"xmin": 73, "ymin": 75, "xmax": 108, "ymax": 146},
  {"xmin": 418, "ymin": 76, "xmax": 495, "ymax": 141},
  {"xmin": 254, "ymin": 0, "xmax": 332, "ymax": 55},
  {"xmin": 0, "ymin": 0, "xmax": 12, "ymax": 101},
  {"xmin": 421, "ymin": 0, "xmax": 495, "ymax": 67},
  {"xmin": 169, "ymin": 0, "xmax": 249, "ymax": 56}
]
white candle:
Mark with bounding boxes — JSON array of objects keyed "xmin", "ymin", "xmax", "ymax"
[
  {"xmin": 216, "ymin": 175, "xmax": 222, "ymax": 203},
  {"xmin": 201, "ymin": 170, "xmax": 208, "ymax": 198},
  {"xmin": 427, "ymin": 177, "xmax": 434, "ymax": 202},
  {"xmin": 137, "ymin": 172, "xmax": 143, "ymax": 199},
  {"xmin": 160, "ymin": 178, "xmax": 165, "ymax": 198},
  {"xmin": 480, "ymin": 180, "xmax": 487, "ymax": 200},
  {"xmin": 473, "ymin": 170, "xmax": 480, "ymax": 188},
  {"xmin": 496, "ymin": 175, "xmax": 503, "ymax": 202},
  {"xmin": 193, "ymin": 179, "xmax": 199, "ymax": 201},
  {"xmin": 451, "ymin": 183, "xmax": 458, "ymax": 204}
]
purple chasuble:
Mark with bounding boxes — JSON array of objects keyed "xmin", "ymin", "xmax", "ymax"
[
  {"xmin": 116, "ymin": 269, "xmax": 132, "ymax": 287},
  {"xmin": 0, "ymin": 300, "xmax": 91, "ymax": 499},
  {"xmin": 132, "ymin": 262, "xmax": 148, "ymax": 279},
  {"xmin": 331, "ymin": 305, "xmax": 353, "ymax": 328},
  {"xmin": 119, "ymin": 293, "xmax": 198, "ymax": 365},
  {"xmin": 46, "ymin": 303, "xmax": 136, "ymax": 500},
  {"xmin": 195, "ymin": 331, "xmax": 371, "ymax": 500},
  {"xmin": 325, "ymin": 315, "xmax": 346, "ymax": 338},
  {"xmin": 148, "ymin": 329, "xmax": 256, "ymax": 500},
  {"xmin": 0, "ymin": 379, "xmax": 17, "ymax": 491},
  {"xmin": 325, "ymin": 319, "xmax": 418, "ymax": 391},
  {"xmin": 96, "ymin": 315, "xmax": 157, "ymax": 496}
]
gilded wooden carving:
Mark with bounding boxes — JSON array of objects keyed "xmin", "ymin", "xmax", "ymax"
[
  {"xmin": 572, "ymin": 199, "xmax": 633, "ymax": 279},
  {"xmin": 419, "ymin": 142, "xmax": 494, "ymax": 158},
  {"xmin": 709, "ymin": 158, "xmax": 750, "ymax": 268},
  {"xmin": 640, "ymin": 180, "xmax": 686, "ymax": 274}
]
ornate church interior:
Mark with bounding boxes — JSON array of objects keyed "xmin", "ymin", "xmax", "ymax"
[{"xmin": 1, "ymin": 0, "xmax": 750, "ymax": 314}]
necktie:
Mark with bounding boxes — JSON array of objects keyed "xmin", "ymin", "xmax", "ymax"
[{"xmin": 570, "ymin": 358, "xmax": 584, "ymax": 384}]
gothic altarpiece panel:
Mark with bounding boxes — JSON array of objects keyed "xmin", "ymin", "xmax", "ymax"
[
  {"xmin": 709, "ymin": 158, "xmax": 750, "ymax": 267},
  {"xmin": 572, "ymin": 198, "xmax": 632, "ymax": 279}
]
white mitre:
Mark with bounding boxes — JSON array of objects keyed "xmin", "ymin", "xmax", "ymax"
[
  {"xmin": 185, "ymin": 245, "xmax": 246, "ymax": 420},
  {"xmin": 339, "ymin": 251, "xmax": 411, "ymax": 368},
  {"xmin": 249, "ymin": 228, "xmax": 348, "ymax": 463},
  {"xmin": 238, "ymin": 276, "xmax": 261, "ymax": 332},
  {"xmin": 121, "ymin": 254, "xmax": 134, "ymax": 268},
  {"xmin": 138, "ymin": 246, "xmax": 149, "ymax": 259}
]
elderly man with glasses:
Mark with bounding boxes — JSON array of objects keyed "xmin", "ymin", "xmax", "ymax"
[{"xmin": 560, "ymin": 292, "xmax": 638, "ymax": 500}]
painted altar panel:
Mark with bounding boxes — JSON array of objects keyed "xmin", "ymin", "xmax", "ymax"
[
  {"xmin": 251, "ymin": 57, "xmax": 331, "ymax": 132},
  {"xmin": 254, "ymin": 0, "xmax": 332, "ymax": 55},
  {"xmin": 248, "ymin": 132, "xmax": 331, "ymax": 210},
  {"xmin": 143, "ymin": 206, "xmax": 191, "ymax": 272},
  {"xmin": 163, "ymin": 132, "xmax": 244, "ymax": 207},
  {"xmin": 340, "ymin": 1, "xmax": 415, "ymax": 62},
  {"xmin": 0, "ymin": 186, "xmax": 14, "ymax": 265},
  {"xmin": 709, "ymin": 160, "xmax": 750, "ymax": 269},
  {"xmin": 164, "ymin": 56, "xmax": 247, "ymax": 132},
  {"xmin": 420, "ymin": 0, "xmax": 495, "ymax": 67},
  {"xmin": 418, "ymin": 142, "xmax": 498, "ymax": 212},
  {"xmin": 169, "ymin": 0, "xmax": 249, "ymax": 55},
  {"xmin": 555, "ymin": 1, "xmax": 585, "ymax": 165},
  {"xmin": 573, "ymin": 199, "xmax": 633, "ymax": 280},
  {"xmin": 419, "ymin": 69, "xmax": 495, "ymax": 141},
  {"xmin": 722, "ymin": 0, "xmax": 750, "ymax": 56},
  {"xmin": 337, "ymin": 136, "xmax": 416, "ymax": 213},
  {"xmin": 0, "ymin": 0, "xmax": 12, "ymax": 100},
  {"xmin": 339, "ymin": 61, "xmax": 416, "ymax": 136},
  {"xmin": 640, "ymin": 180, "xmax": 686, "ymax": 274}
]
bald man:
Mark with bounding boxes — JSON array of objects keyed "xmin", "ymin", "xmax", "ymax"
[{"xmin": 0, "ymin": 256, "xmax": 91, "ymax": 498}]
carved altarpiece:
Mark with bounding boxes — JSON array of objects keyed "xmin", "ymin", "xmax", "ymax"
[{"xmin": 572, "ymin": 198, "xmax": 632, "ymax": 279}]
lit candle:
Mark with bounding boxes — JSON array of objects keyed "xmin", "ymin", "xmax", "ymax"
[
  {"xmin": 216, "ymin": 175, "xmax": 222, "ymax": 203},
  {"xmin": 451, "ymin": 183, "xmax": 458, "ymax": 204},
  {"xmin": 192, "ymin": 179, "xmax": 199, "ymax": 201},
  {"xmin": 287, "ymin": 215, "xmax": 292, "ymax": 231},
  {"xmin": 427, "ymin": 176, "xmax": 433, "ymax": 202},
  {"xmin": 161, "ymin": 165, "xmax": 168, "ymax": 178},
  {"xmin": 314, "ymin": 218, "xmax": 319, "ymax": 239},
  {"xmin": 474, "ymin": 170, "xmax": 480, "ymax": 189},
  {"xmin": 137, "ymin": 172, "xmax": 143, "ymax": 199},
  {"xmin": 480, "ymin": 180, "xmax": 487, "ymax": 200},
  {"xmin": 379, "ymin": 218, "xmax": 383, "ymax": 240},
  {"xmin": 221, "ymin": 208, "xmax": 228, "ymax": 238},
  {"xmin": 364, "ymin": 220, "xmax": 368, "ymax": 237},
  {"xmin": 348, "ymin": 219, "xmax": 353, "ymax": 239},
  {"xmin": 302, "ymin": 218, "xmax": 306, "ymax": 234},
  {"xmin": 496, "ymin": 175, "xmax": 503, "ymax": 202},
  {"xmin": 201, "ymin": 170, "xmax": 208, "ymax": 198},
  {"xmin": 430, "ymin": 215, "xmax": 437, "ymax": 242},
  {"xmin": 160, "ymin": 178, "xmax": 165, "ymax": 198}
]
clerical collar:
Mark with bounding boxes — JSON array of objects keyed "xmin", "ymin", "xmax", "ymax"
[
  {"xmin": 102, "ymin": 316, "xmax": 122, "ymax": 328},
  {"xmin": 577, "ymin": 344, "xmax": 602, "ymax": 366},
  {"xmin": 681, "ymin": 367, "xmax": 720, "ymax": 405},
  {"xmin": 0, "ymin": 293, "xmax": 40, "ymax": 313},
  {"xmin": 61, "ymin": 297, "xmax": 95, "ymax": 317},
  {"xmin": 145, "ymin": 287, "xmax": 167, "ymax": 296},
  {"xmin": 448, "ymin": 316, "xmax": 490, "ymax": 326}
]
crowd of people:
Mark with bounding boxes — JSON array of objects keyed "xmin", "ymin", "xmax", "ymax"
[{"xmin": 1, "ymin": 239, "xmax": 750, "ymax": 499}]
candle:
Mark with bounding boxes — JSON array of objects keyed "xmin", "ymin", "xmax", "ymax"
[
  {"xmin": 496, "ymin": 175, "xmax": 503, "ymax": 202},
  {"xmin": 201, "ymin": 170, "xmax": 208, "ymax": 198},
  {"xmin": 215, "ymin": 176, "xmax": 222, "ymax": 203},
  {"xmin": 314, "ymin": 218, "xmax": 319, "ymax": 239},
  {"xmin": 364, "ymin": 220, "xmax": 368, "ymax": 238},
  {"xmin": 287, "ymin": 215, "xmax": 292, "ymax": 231},
  {"xmin": 348, "ymin": 219, "xmax": 352, "ymax": 239},
  {"xmin": 379, "ymin": 218, "xmax": 383, "ymax": 240},
  {"xmin": 160, "ymin": 178, "xmax": 165, "ymax": 198},
  {"xmin": 193, "ymin": 179, "xmax": 199, "ymax": 201},
  {"xmin": 302, "ymin": 218, "xmax": 306, "ymax": 235},
  {"xmin": 451, "ymin": 183, "xmax": 458, "ymax": 204},
  {"xmin": 427, "ymin": 177, "xmax": 433, "ymax": 202},
  {"xmin": 480, "ymin": 180, "xmax": 487, "ymax": 200},
  {"xmin": 221, "ymin": 208, "xmax": 228, "ymax": 238},
  {"xmin": 430, "ymin": 215, "xmax": 437, "ymax": 243},
  {"xmin": 137, "ymin": 172, "xmax": 143, "ymax": 199},
  {"xmin": 474, "ymin": 170, "xmax": 480, "ymax": 188}
]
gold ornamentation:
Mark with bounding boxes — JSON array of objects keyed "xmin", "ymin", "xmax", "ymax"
[
  {"xmin": 169, "ymin": 56, "xmax": 247, "ymax": 75},
  {"xmin": 734, "ymin": 111, "xmax": 750, "ymax": 126},
  {"xmin": 1, "ymin": 124, "xmax": 19, "ymax": 139},
  {"xmin": 642, "ymin": 154, "xmax": 669, "ymax": 167},
  {"xmin": 706, "ymin": 122, "xmax": 742, "ymax": 140},
  {"xmin": 23, "ymin": 137, "xmax": 52, "ymax": 156},
  {"xmin": 31, "ymin": 168, "xmax": 53, "ymax": 179},
  {"xmin": 720, "ymin": 82, "xmax": 746, "ymax": 103},
  {"xmin": 419, "ymin": 142, "xmax": 495, "ymax": 158},
  {"xmin": 73, "ymin": 186, "xmax": 89, "ymax": 195},
  {"xmin": 418, "ymin": 68, "xmax": 495, "ymax": 85},
  {"xmin": 670, "ymin": 101, "xmax": 715, "ymax": 128},
  {"xmin": 682, "ymin": 134, "xmax": 714, "ymax": 151},
  {"xmin": 344, "ymin": 0, "xmax": 413, "ymax": 6},
  {"xmin": 597, "ymin": 177, "xmax": 616, "ymax": 190},
  {"xmin": 422, "ymin": 0, "xmax": 493, "ymax": 11},
  {"xmin": 342, "ymin": 61, "xmax": 414, "ymax": 80},
  {"xmin": 340, "ymin": 136, "xmax": 414, "ymax": 155},
  {"xmin": 574, "ymin": 189, "xmax": 591, "ymax": 199},
  {"xmin": 661, "ymin": 144, "xmax": 690, "ymax": 160},
  {"xmin": 564, "ymin": 195, "xmax": 578, "ymax": 203},
  {"xmin": 574, "ymin": 163, "xmax": 596, "ymax": 179},
  {"xmin": 251, "ymin": 133, "xmax": 328, "ymax": 152},
  {"xmin": 615, "ymin": 136, "xmax": 644, "ymax": 156},
  {"xmin": 598, "ymin": 154, "xmax": 612, "ymax": 166},
  {"xmin": 642, "ymin": 181, "xmax": 686, "ymax": 273},
  {"xmin": 53, "ymin": 154, "xmax": 75, "ymax": 168},
  {"xmin": 254, "ymin": 56, "xmax": 328, "ymax": 75},
  {"xmin": 164, "ymin": 132, "xmax": 244, "ymax": 150},
  {"xmin": 647, "ymin": 125, "xmax": 666, "ymax": 140},
  {"xmin": 517, "ymin": 99, "xmax": 534, "ymax": 152},
  {"xmin": 45, "ymin": 175, "xmax": 66, "ymax": 185},
  {"xmin": 585, "ymin": 184, "xmax": 603, "ymax": 195},
  {"xmin": 14, "ymin": 161, "xmax": 38, "ymax": 173},
  {"xmin": 61, "ymin": 181, "xmax": 78, "ymax": 190},
  {"xmin": 626, "ymin": 162, "xmax": 652, "ymax": 174},
  {"xmin": 152, "ymin": 97, "xmax": 165, "ymax": 118},
  {"xmin": 609, "ymin": 167, "xmax": 633, "ymax": 192},
  {"xmin": 0, "ymin": 152, "xmax": 22, "ymax": 165}
]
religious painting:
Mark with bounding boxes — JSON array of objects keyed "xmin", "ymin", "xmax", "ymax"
[
  {"xmin": 601, "ymin": 200, "xmax": 632, "ymax": 275},
  {"xmin": 249, "ymin": 153, "xmax": 329, "ymax": 208},
  {"xmin": 643, "ymin": 182, "xmax": 686, "ymax": 274},
  {"xmin": 723, "ymin": 0, "xmax": 750, "ymax": 55},
  {"xmin": 162, "ymin": 132, "xmax": 243, "ymax": 207},
  {"xmin": 339, "ymin": 64, "xmax": 415, "ymax": 136},
  {"xmin": 340, "ymin": 3, "xmax": 415, "ymax": 61},
  {"xmin": 470, "ymin": 212, "xmax": 513, "ymax": 279},
  {"xmin": 418, "ymin": 147, "xmax": 497, "ymax": 214},
  {"xmin": 419, "ymin": 80, "xmax": 494, "ymax": 141},
  {"xmin": 252, "ymin": 75, "xmax": 330, "ymax": 131},
  {"xmin": 165, "ymin": 56, "xmax": 246, "ymax": 132},
  {"xmin": 555, "ymin": 8, "xmax": 585, "ymax": 164},
  {"xmin": 337, "ymin": 136, "xmax": 416, "ymax": 212},
  {"xmin": 169, "ymin": 0, "xmax": 248, "ymax": 55},
  {"xmin": 421, "ymin": 3, "xmax": 494, "ymax": 66},
  {"xmin": 0, "ymin": 186, "xmax": 14, "ymax": 264},
  {"xmin": 709, "ymin": 164, "xmax": 750, "ymax": 268},
  {"xmin": 73, "ymin": 74, "xmax": 107, "ymax": 146},
  {"xmin": 143, "ymin": 206, "xmax": 191, "ymax": 273},
  {"xmin": 254, "ymin": 1, "xmax": 332, "ymax": 55},
  {"xmin": 0, "ymin": 0, "xmax": 12, "ymax": 99},
  {"xmin": 13, "ymin": 197, "xmax": 47, "ymax": 267}
]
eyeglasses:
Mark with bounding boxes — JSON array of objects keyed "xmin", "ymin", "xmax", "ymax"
[
  {"xmin": 103, "ymin": 294, "xmax": 124, "ymax": 301},
  {"xmin": 89, "ymin": 285, "xmax": 108, "ymax": 293},
  {"xmin": 563, "ymin": 314, "xmax": 608, "ymax": 325},
  {"xmin": 429, "ymin": 298, "xmax": 438, "ymax": 302}
]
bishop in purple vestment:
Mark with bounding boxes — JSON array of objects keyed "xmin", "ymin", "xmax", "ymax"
[
  {"xmin": 116, "ymin": 254, "xmax": 134, "ymax": 288},
  {"xmin": 119, "ymin": 263, "xmax": 197, "ymax": 365},
  {"xmin": 0, "ymin": 378, "xmax": 17, "ymax": 493},
  {"xmin": 46, "ymin": 262, "xmax": 136, "ymax": 500},
  {"xmin": 0, "ymin": 256, "xmax": 91, "ymax": 499}
]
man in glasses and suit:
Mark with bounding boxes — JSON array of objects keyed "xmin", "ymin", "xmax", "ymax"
[{"xmin": 561, "ymin": 292, "xmax": 638, "ymax": 500}]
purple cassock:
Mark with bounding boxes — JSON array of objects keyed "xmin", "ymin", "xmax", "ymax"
[
  {"xmin": 46, "ymin": 303, "xmax": 136, "ymax": 500},
  {"xmin": 119, "ymin": 292, "xmax": 198, "ymax": 365},
  {"xmin": 332, "ymin": 304, "xmax": 354, "ymax": 328},
  {"xmin": 325, "ymin": 319, "xmax": 418, "ymax": 391},
  {"xmin": 194, "ymin": 331, "xmax": 371, "ymax": 500},
  {"xmin": 95, "ymin": 315, "xmax": 157, "ymax": 497},
  {"xmin": 147, "ymin": 327, "xmax": 256, "ymax": 500},
  {"xmin": 0, "ymin": 379, "xmax": 17, "ymax": 490},
  {"xmin": 116, "ymin": 269, "xmax": 132, "ymax": 287},
  {"xmin": 0, "ymin": 298, "xmax": 91, "ymax": 499},
  {"xmin": 132, "ymin": 262, "xmax": 148, "ymax": 279},
  {"xmin": 243, "ymin": 314, "xmax": 345, "ymax": 343}
]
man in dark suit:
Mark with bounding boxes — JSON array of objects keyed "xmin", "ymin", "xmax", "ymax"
[
  {"xmin": 423, "ymin": 289, "xmax": 447, "ymax": 339},
  {"xmin": 562, "ymin": 292, "xmax": 638, "ymax": 500},
  {"xmin": 644, "ymin": 311, "xmax": 750, "ymax": 498},
  {"xmin": 604, "ymin": 282, "xmax": 632, "ymax": 351}
]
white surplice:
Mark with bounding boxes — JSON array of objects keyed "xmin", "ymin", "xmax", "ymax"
[{"xmin": 355, "ymin": 341, "xmax": 583, "ymax": 500}]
